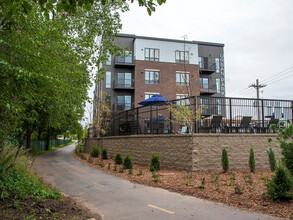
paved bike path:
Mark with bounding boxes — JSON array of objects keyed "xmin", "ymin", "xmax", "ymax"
[{"xmin": 33, "ymin": 144, "xmax": 283, "ymax": 220}]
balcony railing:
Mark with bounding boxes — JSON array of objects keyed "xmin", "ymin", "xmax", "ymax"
[
  {"xmin": 200, "ymin": 86, "xmax": 217, "ymax": 94},
  {"xmin": 113, "ymin": 103, "xmax": 133, "ymax": 111},
  {"xmin": 114, "ymin": 56, "xmax": 134, "ymax": 68},
  {"xmin": 113, "ymin": 79, "xmax": 134, "ymax": 89},
  {"xmin": 199, "ymin": 61, "xmax": 216, "ymax": 73}
]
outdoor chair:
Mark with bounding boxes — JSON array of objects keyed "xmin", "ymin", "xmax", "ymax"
[
  {"xmin": 267, "ymin": 118, "xmax": 279, "ymax": 133},
  {"xmin": 200, "ymin": 115, "xmax": 223, "ymax": 133},
  {"xmin": 128, "ymin": 120, "xmax": 141, "ymax": 135},
  {"xmin": 236, "ymin": 116, "xmax": 253, "ymax": 133}
]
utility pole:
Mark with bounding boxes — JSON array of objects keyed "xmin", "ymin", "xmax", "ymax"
[{"xmin": 249, "ymin": 79, "xmax": 266, "ymax": 123}]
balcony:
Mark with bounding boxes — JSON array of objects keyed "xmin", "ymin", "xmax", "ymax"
[
  {"xmin": 200, "ymin": 86, "xmax": 217, "ymax": 95},
  {"xmin": 199, "ymin": 61, "xmax": 216, "ymax": 74},
  {"xmin": 114, "ymin": 56, "xmax": 135, "ymax": 68},
  {"xmin": 113, "ymin": 103, "xmax": 134, "ymax": 111},
  {"xmin": 113, "ymin": 79, "xmax": 134, "ymax": 90}
]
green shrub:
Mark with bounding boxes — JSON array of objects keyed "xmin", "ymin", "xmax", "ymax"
[
  {"xmin": 221, "ymin": 148, "xmax": 229, "ymax": 172},
  {"xmin": 102, "ymin": 148, "xmax": 108, "ymax": 159},
  {"xmin": 75, "ymin": 144, "xmax": 84, "ymax": 153},
  {"xmin": 267, "ymin": 148, "xmax": 277, "ymax": 172},
  {"xmin": 137, "ymin": 169, "xmax": 142, "ymax": 176},
  {"xmin": 90, "ymin": 146, "xmax": 99, "ymax": 158},
  {"xmin": 150, "ymin": 154, "xmax": 160, "ymax": 171},
  {"xmin": 266, "ymin": 165, "xmax": 293, "ymax": 202},
  {"xmin": 249, "ymin": 147, "xmax": 255, "ymax": 172},
  {"xmin": 115, "ymin": 153, "xmax": 123, "ymax": 164},
  {"xmin": 123, "ymin": 154, "xmax": 133, "ymax": 169},
  {"xmin": 0, "ymin": 147, "xmax": 60, "ymax": 200}
]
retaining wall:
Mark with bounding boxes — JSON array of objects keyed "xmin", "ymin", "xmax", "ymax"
[{"xmin": 84, "ymin": 134, "xmax": 281, "ymax": 171}]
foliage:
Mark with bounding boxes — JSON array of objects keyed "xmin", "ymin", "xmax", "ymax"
[
  {"xmin": 234, "ymin": 184, "xmax": 243, "ymax": 195},
  {"xmin": 266, "ymin": 165, "xmax": 293, "ymax": 202},
  {"xmin": 230, "ymin": 173, "xmax": 236, "ymax": 181},
  {"xmin": 102, "ymin": 148, "xmax": 108, "ymax": 159},
  {"xmin": 198, "ymin": 178, "xmax": 205, "ymax": 189},
  {"xmin": 128, "ymin": 169, "xmax": 133, "ymax": 174},
  {"xmin": 114, "ymin": 153, "xmax": 123, "ymax": 164},
  {"xmin": 0, "ymin": 146, "xmax": 60, "ymax": 200},
  {"xmin": 150, "ymin": 154, "xmax": 160, "ymax": 171},
  {"xmin": 90, "ymin": 146, "xmax": 99, "ymax": 158},
  {"xmin": 152, "ymin": 172, "xmax": 159, "ymax": 183},
  {"xmin": 221, "ymin": 148, "xmax": 229, "ymax": 173},
  {"xmin": 249, "ymin": 147, "xmax": 255, "ymax": 172},
  {"xmin": 267, "ymin": 148, "xmax": 277, "ymax": 172},
  {"xmin": 75, "ymin": 144, "xmax": 84, "ymax": 153},
  {"xmin": 119, "ymin": 168, "xmax": 124, "ymax": 173},
  {"xmin": 123, "ymin": 154, "xmax": 133, "ymax": 169},
  {"xmin": 137, "ymin": 169, "xmax": 142, "ymax": 176},
  {"xmin": 184, "ymin": 174, "xmax": 192, "ymax": 185},
  {"xmin": 210, "ymin": 175, "xmax": 219, "ymax": 183},
  {"xmin": 273, "ymin": 118, "xmax": 293, "ymax": 175}
]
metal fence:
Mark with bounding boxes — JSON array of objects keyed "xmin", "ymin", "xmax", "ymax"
[{"xmin": 108, "ymin": 96, "xmax": 293, "ymax": 136}]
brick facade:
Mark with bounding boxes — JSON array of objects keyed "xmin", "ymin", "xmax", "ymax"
[
  {"xmin": 84, "ymin": 134, "xmax": 281, "ymax": 171},
  {"xmin": 134, "ymin": 60, "xmax": 200, "ymax": 108}
]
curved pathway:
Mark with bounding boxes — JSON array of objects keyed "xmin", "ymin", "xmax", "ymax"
[{"xmin": 33, "ymin": 144, "xmax": 283, "ymax": 220}]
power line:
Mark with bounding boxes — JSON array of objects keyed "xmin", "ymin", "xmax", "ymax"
[
  {"xmin": 266, "ymin": 71, "xmax": 293, "ymax": 86},
  {"xmin": 261, "ymin": 66, "xmax": 293, "ymax": 84}
]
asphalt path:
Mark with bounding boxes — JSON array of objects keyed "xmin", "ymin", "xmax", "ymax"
[{"xmin": 33, "ymin": 143, "xmax": 283, "ymax": 220}]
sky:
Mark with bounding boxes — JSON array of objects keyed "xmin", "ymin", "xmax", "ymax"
[{"xmin": 84, "ymin": 0, "xmax": 293, "ymax": 125}]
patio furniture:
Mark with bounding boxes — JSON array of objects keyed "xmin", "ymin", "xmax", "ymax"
[
  {"xmin": 234, "ymin": 116, "xmax": 253, "ymax": 133},
  {"xmin": 200, "ymin": 115, "xmax": 223, "ymax": 133},
  {"xmin": 267, "ymin": 118, "xmax": 279, "ymax": 133}
]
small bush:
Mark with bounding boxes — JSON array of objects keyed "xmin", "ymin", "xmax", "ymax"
[
  {"xmin": 137, "ymin": 170, "xmax": 142, "ymax": 176},
  {"xmin": 267, "ymin": 148, "xmax": 277, "ymax": 172},
  {"xmin": 123, "ymin": 154, "xmax": 133, "ymax": 169},
  {"xmin": 152, "ymin": 172, "xmax": 159, "ymax": 183},
  {"xmin": 108, "ymin": 163, "xmax": 111, "ymax": 169},
  {"xmin": 128, "ymin": 169, "xmax": 133, "ymax": 175},
  {"xmin": 102, "ymin": 148, "xmax": 108, "ymax": 159},
  {"xmin": 249, "ymin": 147, "xmax": 255, "ymax": 172},
  {"xmin": 230, "ymin": 173, "xmax": 236, "ymax": 181},
  {"xmin": 221, "ymin": 148, "xmax": 229, "ymax": 172},
  {"xmin": 119, "ymin": 168, "xmax": 124, "ymax": 173},
  {"xmin": 115, "ymin": 153, "xmax": 123, "ymax": 165},
  {"xmin": 75, "ymin": 144, "xmax": 84, "ymax": 153},
  {"xmin": 90, "ymin": 146, "xmax": 99, "ymax": 158},
  {"xmin": 150, "ymin": 154, "xmax": 160, "ymax": 171},
  {"xmin": 210, "ymin": 175, "xmax": 219, "ymax": 183},
  {"xmin": 113, "ymin": 164, "xmax": 117, "ymax": 171},
  {"xmin": 234, "ymin": 184, "xmax": 243, "ymax": 195},
  {"xmin": 198, "ymin": 178, "xmax": 205, "ymax": 189},
  {"xmin": 266, "ymin": 165, "xmax": 293, "ymax": 202}
]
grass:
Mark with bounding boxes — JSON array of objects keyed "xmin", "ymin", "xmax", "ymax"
[{"xmin": 31, "ymin": 140, "xmax": 75, "ymax": 157}]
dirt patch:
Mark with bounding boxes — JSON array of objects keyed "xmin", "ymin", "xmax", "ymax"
[
  {"xmin": 0, "ymin": 192, "xmax": 101, "ymax": 220},
  {"xmin": 74, "ymin": 151, "xmax": 293, "ymax": 219}
]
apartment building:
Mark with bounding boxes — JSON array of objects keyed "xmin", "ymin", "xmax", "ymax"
[{"xmin": 94, "ymin": 34, "xmax": 225, "ymax": 115}]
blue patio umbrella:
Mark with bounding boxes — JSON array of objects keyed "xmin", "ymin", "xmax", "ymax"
[{"xmin": 138, "ymin": 94, "xmax": 170, "ymax": 106}]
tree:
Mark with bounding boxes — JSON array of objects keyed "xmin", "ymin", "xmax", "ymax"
[
  {"xmin": 166, "ymin": 35, "xmax": 202, "ymax": 177},
  {"xmin": 249, "ymin": 147, "xmax": 255, "ymax": 172},
  {"xmin": 221, "ymin": 148, "xmax": 229, "ymax": 172}
]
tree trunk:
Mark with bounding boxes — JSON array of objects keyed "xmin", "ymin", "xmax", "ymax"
[
  {"xmin": 45, "ymin": 132, "xmax": 50, "ymax": 151},
  {"xmin": 26, "ymin": 132, "xmax": 31, "ymax": 150}
]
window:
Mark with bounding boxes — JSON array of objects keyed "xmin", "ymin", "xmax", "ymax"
[
  {"xmin": 106, "ymin": 51, "xmax": 111, "ymax": 65},
  {"xmin": 145, "ymin": 70, "xmax": 159, "ymax": 84},
  {"xmin": 105, "ymin": 71, "xmax": 111, "ymax": 88},
  {"xmin": 215, "ymin": 58, "xmax": 220, "ymax": 72},
  {"xmin": 176, "ymin": 72, "xmax": 189, "ymax": 86},
  {"xmin": 216, "ymin": 78, "xmax": 221, "ymax": 93},
  {"xmin": 117, "ymin": 72, "xmax": 132, "ymax": 88},
  {"xmin": 145, "ymin": 93, "xmax": 159, "ymax": 100},
  {"xmin": 198, "ymin": 57, "xmax": 204, "ymax": 68},
  {"xmin": 200, "ymin": 78, "xmax": 209, "ymax": 89},
  {"xmin": 216, "ymin": 98, "xmax": 221, "ymax": 115},
  {"xmin": 117, "ymin": 95, "xmax": 131, "ymax": 111},
  {"xmin": 145, "ymin": 48, "xmax": 159, "ymax": 61},
  {"xmin": 200, "ymin": 98, "xmax": 209, "ymax": 115},
  {"xmin": 117, "ymin": 50, "xmax": 132, "ymax": 63},
  {"xmin": 175, "ymin": 51, "xmax": 189, "ymax": 63},
  {"xmin": 176, "ymin": 94, "xmax": 190, "ymax": 106}
]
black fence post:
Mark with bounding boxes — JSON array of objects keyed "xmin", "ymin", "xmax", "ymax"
[
  {"xmin": 169, "ymin": 108, "xmax": 172, "ymax": 134},
  {"xmin": 195, "ymin": 96, "xmax": 199, "ymax": 133},
  {"xmin": 118, "ymin": 113, "xmax": 121, "ymax": 136},
  {"xmin": 150, "ymin": 106, "xmax": 153, "ymax": 134},
  {"xmin": 261, "ymin": 100, "xmax": 265, "ymax": 133},
  {"xmin": 136, "ymin": 108, "xmax": 139, "ymax": 135},
  {"xmin": 291, "ymin": 101, "xmax": 293, "ymax": 124},
  {"xmin": 229, "ymin": 98, "xmax": 232, "ymax": 133}
]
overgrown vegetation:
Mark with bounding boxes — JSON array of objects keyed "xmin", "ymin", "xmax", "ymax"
[
  {"xmin": 249, "ymin": 147, "xmax": 255, "ymax": 172},
  {"xmin": 221, "ymin": 148, "xmax": 229, "ymax": 172},
  {"xmin": 123, "ymin": 154, "xmax": 133, "ymax": 169},
  {"xmin": 90, "ymin": 146, "xmax": 99, "ymax": 158},
  {"xmin": 267, "ymin": 148, "xmax": 277, "ymax": 172},
  {"xmin": 0, "ymin": 147, "xmax": 60, "ymax": 201},
  {"xmin": 150, "ymin": 154, "xmax": 160, "ymax": 171}
]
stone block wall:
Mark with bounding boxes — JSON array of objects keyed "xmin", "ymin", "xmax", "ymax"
[{"xmin": 84, "ymin": 134, "xmax": 281, "ymax": 171}]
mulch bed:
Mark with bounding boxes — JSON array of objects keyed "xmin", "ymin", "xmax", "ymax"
[
  {"xmin": 0, "ymin": 192, "xmax": 101, "ymax": 220},
  {"xmin": 74, "ymin": 151, "xmax": 293, "ymax": 219}
]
